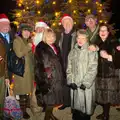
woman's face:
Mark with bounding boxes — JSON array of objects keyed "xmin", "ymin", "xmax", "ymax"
[
  {"xmin": 22, "ymin": 30, "xmax": 31, "ymax": 39},
  {"xmin": 85, "ymin": 18, "xmax": 96, "ymax": 29},
  {"xmin": 46, "ymin": 33, "xmax": 56, "ymax": 45},
  {"xmin": 76, "ymin": 34, "xmax": 87, "ymax": 46},
  {"xmin": 99, "ymin": 26, "xmax": 109, "ymax": 40}
]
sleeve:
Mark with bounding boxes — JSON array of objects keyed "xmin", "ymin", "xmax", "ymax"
[
  {"xmin": 66, "ymin": 51, "xmax": 73, "ymax": 85},
  {"xmin": 5, "ymin": 55, "xmax": 9, "ymax": 79},
  {"xmin": 34, "ymin": 48, "xmax": 49, "ymax": 94},
  {"xmin": 82, "ymin": 51, "xmax": 98, "ymax": 88},
  {"xmin": 13, "ymin": 38, "xmax": 31, "ymax": 58}
]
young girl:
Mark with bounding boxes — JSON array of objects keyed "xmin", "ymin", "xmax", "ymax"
[{"xmin": 67, "ymin": 29, "xmax": 98, "ymax": 120}]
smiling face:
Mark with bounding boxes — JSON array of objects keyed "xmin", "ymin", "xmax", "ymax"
[
  {"xmin": 0, "ymin": 21, "xmax": 10, "ymax": 33},
  {"xmin": 62, "ymin": 18, "xmax": 73, "ymax": 34},
  {"xmin": 76, "ymin": 34, "xmax": 87, "ymax": 47},
  {"xmin": 85, "ymin": 17, "xmax": 97, "ymax": 29},
  {"xmin": 99, "ymin": 25, "xmax": 109, "ymax": 40},
  {"xmin": 22, "ymin": 30, "xmax": 31, "ymax": 39}
]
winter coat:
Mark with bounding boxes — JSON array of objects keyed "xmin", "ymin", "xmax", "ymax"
[
  {"xmin": 13, "ymin": 36, "xmax": 34, "ymax": 95},
  {"xmin": 35, "ymin": 41, "xmax": 64, "ymax": 106},
  {"xmin": 86, "ymin": 25, "xmax": 99, "ymax": 44},
  {"xmin": 0, "ymin": 37, "xmax": 8, "ymax": 78},
  {"xmin": 67, "ymin": 43, "xmax": 98, "ymax": 115},
  {"xmin": 95, "ymin": 36, "xmax": 120, "ymax": 104}
]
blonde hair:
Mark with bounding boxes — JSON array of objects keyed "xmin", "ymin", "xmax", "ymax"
[
  {"xmin": 42, "ymin": 28, "xmax": 56, "ymax": 43},
  {"xmin": 77, "ymin": 29, "xmax": 89, "ymax": 39}
]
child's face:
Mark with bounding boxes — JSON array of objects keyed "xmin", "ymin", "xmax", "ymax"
[{"xmin": 76, "ymin": 34, "xmax": 87, "ymax": 46}]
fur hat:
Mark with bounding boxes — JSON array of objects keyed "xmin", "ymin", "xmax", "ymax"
[{"xmin": 19, "ymin": 23, "xmax": 33, "ymax": 32}]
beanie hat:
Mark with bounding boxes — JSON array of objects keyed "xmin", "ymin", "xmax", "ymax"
[
  {"xmin": 19, "ymin": 23, "xmax": 33, "ymax": 32},
  {"xmin": 0, "ymin": 14, "xmax": 10, "ymax": 23},
  {"xmin": 35, "ymin": 20, "xmax": 48, "ymax": 30},
  {"xmin": 85, "ymin": 14, "xmax": 96, "ymax": 21},
  {"xmin": 60, "ymin": 14, "xmax": 73, "ymax": 24}
]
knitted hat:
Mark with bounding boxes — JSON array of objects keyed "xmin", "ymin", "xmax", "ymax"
[
  {"xmin": 20, "ymin": 23, "xmax": 33, "ymax": 32},
  {"xmin": 60, "ymin": 14, "xmax": 73, "ymax": 24},
  {"xmin": 35, "ymin": 20, "xmax": 48, "ymax": 30},
  {"xmin": 85, "ymin": 14, "xmax": 96, "ymax": 21},
  {"xmin": 0, "ymin": 14, "xmax": 10, "ymax": 23}
]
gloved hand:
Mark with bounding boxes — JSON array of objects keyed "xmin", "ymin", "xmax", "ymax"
[
  {"xmin": 69, "ymin": 83, "xmax": 77, "ymax": 90},
  {"xmin": 80, "ymin": 84, "xmax": 86, "ymax": 90}
]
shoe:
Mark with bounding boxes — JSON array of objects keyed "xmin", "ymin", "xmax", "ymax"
[
  {"xmin": 116, "ymin": 108, "xmax": 120, "ymax": 111},
  {"xmin": 96, "ymin": 113, "xmax": 104, "ymax": 119},
  {"xmin": 23, "ymin": 112, "xmax": 30, "ymax": 119}
]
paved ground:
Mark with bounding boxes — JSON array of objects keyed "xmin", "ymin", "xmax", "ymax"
[{"xmin": 22, "ymin": 105, "xmax": 120, "ymax": 120}]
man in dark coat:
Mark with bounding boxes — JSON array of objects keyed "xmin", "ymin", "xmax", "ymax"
[
  {"xmin": 0, "ymin": 14, "xmax": 14, "ymax": 81},
  {"xmin": 0, "ymin": 13, "xmax": 10, "ymax": 119},
  {"xmin": 58, "ymin": 14, "xmax": 76, "ymax": 109}
]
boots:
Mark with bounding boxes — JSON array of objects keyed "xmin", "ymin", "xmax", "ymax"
[
  {"xmin": 19, "ymin": 95, "xmax": 30, "ymax": 119},
  {"xmin": 103, "ymin": 103, "xmax": 110, "ymax": 120},
  {"xmin": 44, "ymin": 106, "xmax": 58, "ymax": 120}
]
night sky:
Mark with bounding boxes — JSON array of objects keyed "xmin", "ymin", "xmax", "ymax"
[{"xmin": 0, "ymin": 0, "xmax": 120, "ymax": 37}]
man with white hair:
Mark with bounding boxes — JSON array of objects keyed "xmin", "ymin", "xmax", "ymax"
[
  {"xmin": 32, "ymin": 20, "xmax": 49, "ymax": 52},
  {"xmin": 58, "ymin": 14, "xmax": 76, "ymax": 110}
]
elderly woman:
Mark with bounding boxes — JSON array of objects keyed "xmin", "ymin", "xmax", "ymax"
[
  {"xmin": 35, "ymin": 28, "xmax": 64, "ymax": 120},
  {"xmin": 13, "ymin": 23, "xmax": 34, "ymax": 119},
  {"xmin": 67, "ymin": 29, "xmax": 98, "ymax": 120},
  {"xmin": 94, "ymin": 24, "xmax": 119, "ymax": 120}
]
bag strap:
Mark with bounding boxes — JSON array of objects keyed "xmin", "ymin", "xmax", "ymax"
[{"xmin": 5, "ymin": 84, "xmax": 10, "ymax": 97}]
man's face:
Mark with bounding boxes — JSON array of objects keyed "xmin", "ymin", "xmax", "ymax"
[
  {"xmin": 0, "ymin": 22, "xmax": 10, "ymax": 33},
  {"xmin": 35, "ymin": 27, "xmax": 45, "ymax": 33},
  {"xmin": 62, "ymin": 19, "xmax": 73, "ymax": 34},
  {"xmin": 22, "ymin": 30, "xmax": 31, "ymax": 39},
  {"xmin": 85, "ymin": 18, "xmax": 97, "ymax": 29}
]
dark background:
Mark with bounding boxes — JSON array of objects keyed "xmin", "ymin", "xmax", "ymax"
[{"xmin": 0, "ymin": 0, "xmax": 120, "ymax": 38}]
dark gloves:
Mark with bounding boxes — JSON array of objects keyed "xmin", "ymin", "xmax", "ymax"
[
  {"xmin": 69, "ymin": 83, "xmax": 77, "ymax": 90},
  {"xmin": 80, "ymin": 84, "xmax": 86, "ymax": 90}
]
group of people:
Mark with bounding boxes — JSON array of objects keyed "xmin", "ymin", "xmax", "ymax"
[{"xmin": 0, "ymin": 12, "xmax": 120, "ymax": 120}]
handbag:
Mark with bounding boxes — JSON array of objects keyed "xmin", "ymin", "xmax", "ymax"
[
  {"xmin": 7, "ymin": 48, "xmax": 25, "ymax": 77},
  {"xmin": 3, "ymin": 85, "xmax": 23, "ymax": 120}
]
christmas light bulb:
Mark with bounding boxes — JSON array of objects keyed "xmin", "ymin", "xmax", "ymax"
[
  {"xmin": 36, "ymin": 0, "xmax": 40, "ymax": 4},
  {"xmin": 73, "ymin": 10, "xmax": 76, "ymax": 14},
  {"xmin": 69, "ymin": 0, "xmax": 72, "ymax": 3},
  {"xmin": 52, "ymin": 1, "xmax": 56, "ymax": 5},
  {"xmin": 37, "ymin": 11, "xmax": 41, "ymax": 14}
]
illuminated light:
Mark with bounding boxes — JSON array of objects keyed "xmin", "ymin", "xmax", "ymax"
[
  {"xmin": 16, "ymin": 13, "xmax": 21, "ymax": 17},
  {"xmin": 85, "ymin": 0, "xmax": 89, "ymax": 4},
  {"xmin": 100, "ymin": 4, "xmax": 102, "ymax": 7},
  {"xmin": 87, "ymin": 9, "xmax": 91, "ymax": 13},
  {"xmin": 23, "ymin": 9, "xmax": 25, "ymax": 12},
  {"xmin": 69, "ymin": 0, "xmax": 72, "ymax": 3},
  {"xmin": 104, "ymin": 21, "xmax": 107, "ymax": 24},
  {"xmin": 52, "ymin": 23, "xmax": 56, "ymax": 26},
  {"xmin": 52, "ymin": 1, "xmax": 56, "ymax": 5},
  {"xmin": 18, "ymin": 3, "xmax": 22, "ymax": 7},
  {"xmin": 37, "ymin": 11, "xmax": 41, "ymax": 14},
  {"xmin": 74, "ymin": 22, "xmax": 76, "ymax": 24},
  {"xmin": 99, "ymin": 20, "xmax": 103, "ymax": 23},
  {"xmin": 55, "ymin": 12, "xmax": 59, "ymax": 16},
  {"xmin": 99, "ymin": 10, "xmax": 102, "ymax": 13},
  {"xmin": 13, "ymin": 21, "xmax": 19, "ymax": 25},
  {"xmin": 96, "ymin": 2, "xmax": 99, "ymax": 5},
  {"xmin": 36, "ymin": 0, "xmax": 40, "ymax": 4},
  {"xmin": 73, "ymin": 10, "xmax": 77, "ymax": 14},
  {"xmin": 26, "ymin": 7, "xmax": 29, "ymax": 9}
]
